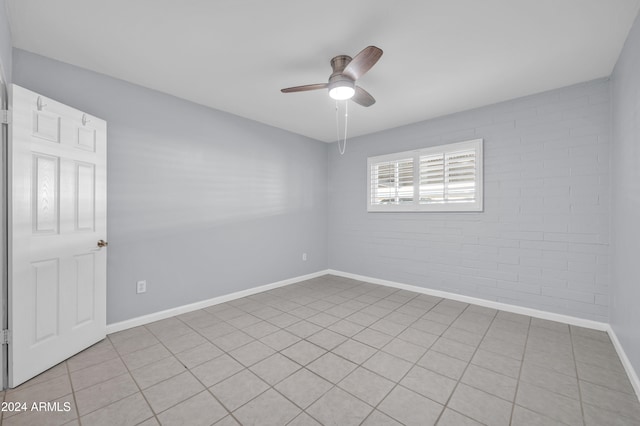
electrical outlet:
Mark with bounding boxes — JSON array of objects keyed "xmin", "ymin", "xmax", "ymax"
[
  {"xmin": 302, "ymin": 253, "xmax": 307, "ymax": 261},
  {"xmin": 136, "ymin": 280, "xmax": 147, "ymax": 294}
]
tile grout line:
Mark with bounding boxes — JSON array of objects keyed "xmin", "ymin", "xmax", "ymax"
[
  {"xmin": 107, "ymin": 333, "xmax": 162, "ymax": 426},
  {"xmin": 517, "ymin": 323, "xmax": 597, "ymax": 424},
  {"xmin": 429, "ymin": 302, "xmax": 501, "ymax": 425},
  {"xmin": 355, "ymin": 292, "xmax": 448, "ymax": 425},
  {"xmin": 174, "ymin": 285, "xmax": 317, "ymax": 424},
  {"xmin": 111, "ymin": 323, "xmax": 231, "ymax": 424},
  {"xmin": 357, "ymin": 293, "xmax": 504, "ymax": 424},
  {"xmin": 185, "ymin": 280, "xmax": 423, "ymax": 425},
  {"xmin": 71, "ymin": 370, "xmax": 132, "ymax": 421},
  {"xmin": 298, "ymin": 284, "xmax": 429, "ymax": 425},
  {"xmin": 257, "ymin": 282, "xmax": 524, "ymax": 425},
  {"xmin": 276, "ymin": 283, "xmax": 402, "ymax": 424},
  {"xmin": 66, "ymin": 360, "xmax": 83, "ymax": 426},
  {"xmin": 231, "ymin": 279, "xmax": 404, "ymax": 425},
  {"xmin": 317, "ymin": 289, "xmax": 432, "ymax": 425},
  {"xmin": 166, "ymin": 278, "xmax": 365, "ymax": 424},
  {"xmin": 506, "ymin": 312, "xmax": 532, "ymax": 425},
  {"xmin": 569, "ymin": 325, "xmax": 588, "ymax": 426},
  {"xmin": 229, "ymin": 279, "xmax": 390, "ymax": 425},
  {"xmin": 139, "ymin": 320, "xmax": 238, "ymax": 424},
  {"xmin": 171, "ymin": 310, "xmax": 296, "ymax": 426}
]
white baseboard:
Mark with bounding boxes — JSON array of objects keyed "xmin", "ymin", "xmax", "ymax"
[
  {"xmin": 607, "ymin": 326, "xmax": 640, "ymax": 402},
  {"xmin": 328, "ymin": 269, "xmax": 608, "ymax": 331},
  {"xmin": 106, "ymin": 269, "xmax": 330, "ymax": 334}
]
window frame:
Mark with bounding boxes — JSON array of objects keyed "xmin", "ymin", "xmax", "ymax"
[{"xmin": 367, "ymin": 139, "xmax": 483, "ymax": 213}]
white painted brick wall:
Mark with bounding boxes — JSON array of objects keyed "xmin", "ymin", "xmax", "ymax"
[{"xmin": 328, "ymin": 79, "xmax": 610, "ymax": 322}]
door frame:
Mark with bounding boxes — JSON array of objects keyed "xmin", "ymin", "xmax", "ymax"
[{"xmin": 0, "ymin": 66, "xmax": 7, "ymax": 391}]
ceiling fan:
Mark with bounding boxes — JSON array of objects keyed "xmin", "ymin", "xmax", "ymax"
[{"xmin": 281, "ymin": 46, "xmax": 383, "ymax": 107}]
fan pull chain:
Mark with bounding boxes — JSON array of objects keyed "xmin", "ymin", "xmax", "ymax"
[{"xmin": 336, "ymin": 100, "xmax": 349, "ymax": 155}]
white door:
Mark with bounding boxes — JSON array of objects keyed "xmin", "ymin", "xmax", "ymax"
[{"xmin": 9, "ymin": 85, "xmax": 107, "ymax": 387}]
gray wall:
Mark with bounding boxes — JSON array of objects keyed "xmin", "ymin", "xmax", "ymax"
[
  {"xmin": 13, "ymin": 49, "xmax": 328, "ymax": 324},
  {"xmin": 0, "ymin": 0, "xmax": 11, "ymax": 84},
  {"xmin": 328, "ymin": 80, "xmax": 611, "ymax": 322},
  {"xmin": 611, "ymin": 12, "xmax": 640, "ymax": 377}
]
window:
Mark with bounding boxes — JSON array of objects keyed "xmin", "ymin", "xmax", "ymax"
[{"xmin": 367, "ymin": 139, "xmax": 483, "ymax": 212}]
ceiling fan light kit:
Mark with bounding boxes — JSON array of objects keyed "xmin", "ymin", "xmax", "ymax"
[{"xmin": 328, "ymin": 80, "xmax": 355, "ymax": 100}]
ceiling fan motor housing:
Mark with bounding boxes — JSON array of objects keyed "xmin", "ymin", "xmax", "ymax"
[
  {"xmin": 330, "ymin": 55, "xmax": 352, "ymax": 74},
  {"xmin": 328, "ymin": 55, "xmax": 355, "ymax": 98}
]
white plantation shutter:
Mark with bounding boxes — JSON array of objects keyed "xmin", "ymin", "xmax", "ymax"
[
  {"xmin": 446, "ymin": 150, "xmax": 477, "ymax": 202},
  {"xmin": 370, "ymin": 158, "xmax": 414, "ymax": 205},
  {"xmin": 419, "ymin": 154, "xmax": 445, "ymax": 203},
  {"xmin": 419, "ymin": 149, "xmax": 477, "ymax": 204},
  {"xmin": 368, "ymin": 139, "xmax": 483, "ymax": 212}
]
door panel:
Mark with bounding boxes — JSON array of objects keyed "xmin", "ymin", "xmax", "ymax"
[
  {"xmin": 32, "ymin": 110, "xmax": 60, "ymax": 143},
  {"xmin": 75, "ymin": 162, "xmax": 95, "ymax": 231},
  {"xmin": 33, "ymin": 154, "xmax": 59, "ymax": 234},
  {"xmin": 76, "ymin": 126, "xmax": 96, "ymax": 151},
  {"xmin": 74, "ymin": 252, "xmax": 96, "ymax": 326},
  {"xmin": 9, "ymin": 85, "xmax": 107, "ymax": 387},
  {"xmin": 32, "ymin": 258, "xmax": 60, "ymax": 342}
]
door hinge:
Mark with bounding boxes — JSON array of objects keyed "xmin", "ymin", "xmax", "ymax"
[
  {"xmin": 1, "ymin": 330, "xmax": 10, "ymax": 345},
  {"xmin": 1, "ymin": 109, "xmax": 11, "ymax": 124}
]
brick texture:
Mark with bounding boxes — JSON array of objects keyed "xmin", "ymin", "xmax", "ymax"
[{"xmin": 328, "ymin": 79, "xmax": 610, "ymax": 322}]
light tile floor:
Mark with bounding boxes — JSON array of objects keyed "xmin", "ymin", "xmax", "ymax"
[{"xmin": 2, "ymin": 275, "xmax": 639, "ymax": 425}]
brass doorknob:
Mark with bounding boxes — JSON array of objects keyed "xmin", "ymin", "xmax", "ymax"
[{"xmin": 97, "ymin": 240, "xmax": 108, "ymax": 248}]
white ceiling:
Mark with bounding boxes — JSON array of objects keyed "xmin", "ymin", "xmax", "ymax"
[{"xmin": 6, "ymin": 0, "xmax": 640, "ymax": 142}]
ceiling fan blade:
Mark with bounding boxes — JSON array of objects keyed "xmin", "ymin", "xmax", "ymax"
[
  {"xmin": 281, "ymin": 83, "xmax": 328, "ymax": 93},
  {"xmin": 342, "ymin": 46, "xmax": 383, "ymax": 81},
  {"xmin": 352, "ymin": 86, "xmax": 375, "ymax": 107}
]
